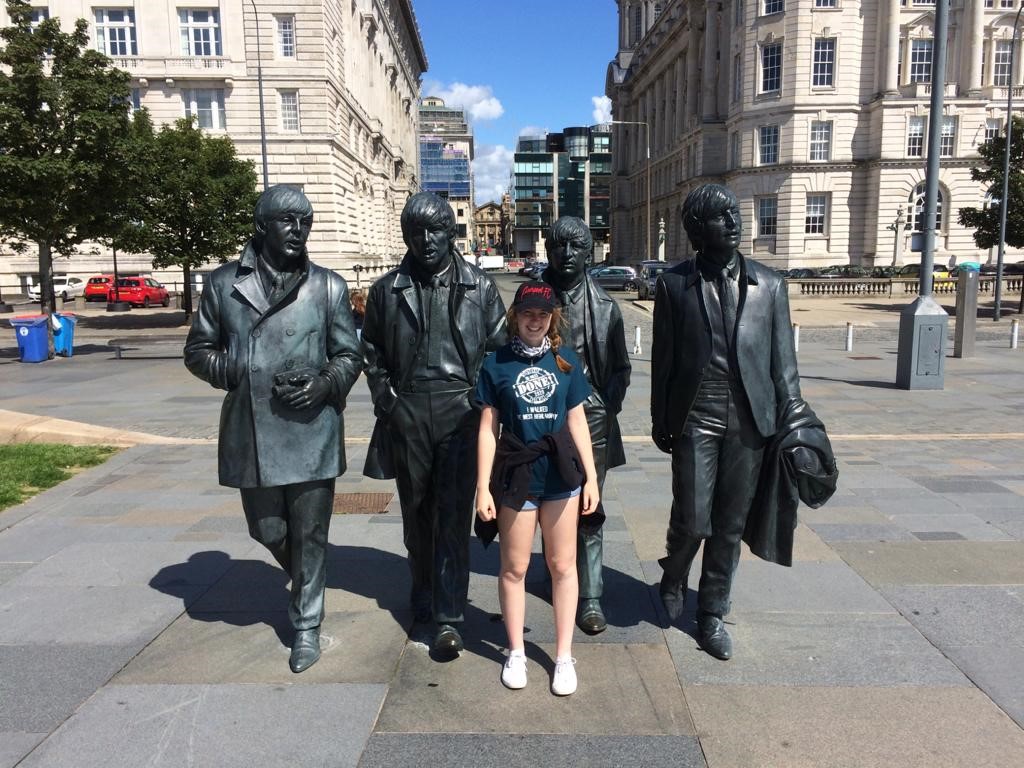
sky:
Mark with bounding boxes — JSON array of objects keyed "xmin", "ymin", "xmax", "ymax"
[{"xmin": 413, "ymin": 0, "xmax": 619, "ymax": 205}]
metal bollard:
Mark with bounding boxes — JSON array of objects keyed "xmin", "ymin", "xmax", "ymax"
[
  {"xmin": 633, "ymin": 325, "xmax": 642, "ymax": 355},
  {"xmin": 1012, "ymin": 318, "xmax": 1020, "ymax": 350},
  {"xmin": 845, "ymin": 322, "xmax": 854, "ymax": 352},
  {"xmin": 792, "ymin": 323, "xmax": 800, "ymax": 352}
]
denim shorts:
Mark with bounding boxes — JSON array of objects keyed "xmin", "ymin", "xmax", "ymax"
[{"xmin": 518, "ymin": 486, "xmax": 581, "ymax": 511}]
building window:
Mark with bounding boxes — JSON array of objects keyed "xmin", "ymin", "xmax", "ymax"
[
  {"xmin": 733, "ymin": 54, "xmax": 743, "ymax": 102},
  {"xmin": 757, "ymin": 197, "xmax": 778, "ymax": 237},
  {"xmin": 984, "ymin": 0, "xmax": 1017, "ymax": 7},
  {"xmin": 907, "ymin": 116, "xmax": 926, "ymax": 157},
  {"xmin": 763, "ymin": 0, "xmax": 784, "ymax": 15},
  {"xmin": 994, "ymin": 41, "xmax": 1013, "ymax": 87},
  {"xmin": 735, "ymin": 0, "xmax": 744, "ymax": 26},
  {"xmin": 805, "ymin": 194, "xmax": 828, "ymax": 234},
  {"xmin": 184, "ymin": 88, "xmax": 227, "ymax": 130},
  {"xmin": 985, "ymin": 118, "xmax": 1003, "ymax": 143},
  {"xmin": 761, "ymin": 42, "xmax": 783, "ymax": 94},
  {"xmin": 759, "ymin": 125, "xmax": 780, "ymax": 164},
  {"xmin": 179, "ymin": 9, "xmax": 222, "ymax": 57},
  {"xmin": 812, "ymin": 38, "xmax": 836, "ymax": 87},
  {"xmin": 730, "ymin": 132, "xmax": 741, "ymax": 168},
  {"xmin": 654, "ymin": 3, "xmax": 664, "ymax": 20},
  {"xmin": 94, "ymin": 9, "xmax": 137, "ymax": 56},
  {"xmin": 940, "ymin": 116, "xmax": 956, "ymax": 158},
  {"xmin": 814, "ymin": 0, "xmax": 838, "ymax": 6},
  {"xmin": 279, "ymin": 90, "xmax": 300, "ymax": 131},
  {"xmin": 29, "ymin": 7, "xmax": 48, "ymax": 27},
  {"xmin": 909, "ymin": 39, "xmax": 932, "ymax": 83},
  {"xmin": 809, "ymin": 120, "xmax": 832, "ymax": 161},
  {"xmin": 277, "ymin": 15, "xmax": 296, "ymax": 58},
  {"xmin": 629, "ymin": 4, "xmax": 642, "ymax": 46},
  {"xmin": 911, "ymin": 181, "xmax": 942, "ymax": 232}
]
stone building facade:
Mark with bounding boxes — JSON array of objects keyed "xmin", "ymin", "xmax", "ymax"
[
  {"xmin": 1, "ymin": 0, "xmax": 426, "ymax": 291},
  {"xmin": 473, "ymin": 201, "xmax": 505, "ymax": 252},
  {"xmin": 606, "ymin": 0, "xmax": 1024, "ymax": 269}
]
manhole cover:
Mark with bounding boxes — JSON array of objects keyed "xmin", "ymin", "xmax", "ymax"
[{"xmin": 333, "ymin": 492, "xmax": 394, "ymax": 515}]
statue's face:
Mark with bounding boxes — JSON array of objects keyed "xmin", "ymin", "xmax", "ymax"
[
  {"xmin": 408, "ymin": 222, "xmax": 452, "ymax": 274},
  {"xmin": 262, "ymin": 210, "xmax": 312, "ymax": 265},
  {"xmin": 700, "ymin": 202, "xmax": 741, "ymax": 266},
  {"xmin": 548, "ymin": 236, "xmax": 589, "ymax": 284}
]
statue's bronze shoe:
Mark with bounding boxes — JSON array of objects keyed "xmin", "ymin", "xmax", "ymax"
[
  {"xmin": 577, "ymin": 598, "xmax": 607, "ymax": 635},
  {"xmin": 697, "ymin": 615, "xmax": 733, "ymax": 660},
  {"xmin": 432, "ymin": 624, "xmax": 463, "ymax": 658},
  {"xmin": 289, "ymin": 627, "xmax": 322, "ymax": 673},
  {"xmin": 659, "ymin": 573, "xmax": 686, "ymax": 622}
]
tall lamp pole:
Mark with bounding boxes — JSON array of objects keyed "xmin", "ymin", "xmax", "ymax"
[
  {"xmin": 610, "ymin": 120, "xmax": 651, "ymax": 262},
  {"xmin": 995, "ymin": 1, "xmax": 1024, "ymax": 321},
  {"xmin": 249, "ymin": 0, "xmax": 269, "ymax": 189}
]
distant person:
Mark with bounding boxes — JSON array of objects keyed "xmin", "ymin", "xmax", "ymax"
[
  {"xmin": 541, "ymin": 216, "xmax": 631, "ymax": 634},
  {"xmin": 184, "ymin": 185, "xmax": 362, "ymax": 673},
  {"xmin": 475, "ymin": 280, "xmax": 600, "ymax": 695},
  {"xmin": 350, "ymin": 289, "xmax": 366, "ymax": 339},
  {"xmin": 651, "ymin": 183, "xmax": 835, "ymax": 661},
  {"xmin": 362, "ymin": 192, "xmax": 506, "ymax": 659}
]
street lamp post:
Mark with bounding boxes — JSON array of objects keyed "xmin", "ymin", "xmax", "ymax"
[
  {"xmin": 994, "ymin": 1, "xmax": 1024, "ymax": 321},
  {"xmin": 249, "ymin": 0, "xmax": 270, "ymax": 189},
  {"xmin": 609, "ymin": 120, "xmax": 651, "ymax": 263}
]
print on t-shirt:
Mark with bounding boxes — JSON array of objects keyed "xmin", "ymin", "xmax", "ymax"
[{"xmin": 514, "ymin": 366, "xmax": 559, "ymax": 421}]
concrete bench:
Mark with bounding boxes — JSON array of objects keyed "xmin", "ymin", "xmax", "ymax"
[{"xmin": 108, "ymin": 335, "xmax": 185, "ymax": 360}]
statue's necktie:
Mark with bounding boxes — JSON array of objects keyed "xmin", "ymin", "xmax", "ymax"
[
  {"xmin": 718, "ymin": 268, "xmax": 737, "ymax": 352},
  {"xmin": 427, "ymin": 275, "xmax": 444, "ymax": 366}
]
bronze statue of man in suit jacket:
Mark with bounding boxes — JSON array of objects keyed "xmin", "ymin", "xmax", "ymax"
[
  {"xmin": 542, "ymin": 216, "xmax": 631, "ymax": 634},
  {"xmin": 651, "ymin": 183, "xmax": 801, "ymax": 660},
  {"xmin": 185, "ymin": 185, "xmax": 362, "ymax": 673},
  {"xmin": 362, "ymin": 192, "xmax": 506, "ymax": 658}
]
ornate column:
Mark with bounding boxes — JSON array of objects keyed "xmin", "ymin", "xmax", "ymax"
[
  {"xmin": 686, "ymin": 21, "xmax": 700, "ymax": 125},
  {"xmin": 965, "ymin": 0, "xmax": 985, "ymax": 95},
  {"xmin": 883, "ymin": 0, "xmax": 901, "ymax": 94},
  {"xmin": 702, "ymin": 2, "xmax": 718, "ymax": 120}
]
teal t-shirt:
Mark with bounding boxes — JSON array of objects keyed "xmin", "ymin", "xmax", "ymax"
[{"xmin": 475, "ymin": 343, "xmax": 591, "ymax": 497}]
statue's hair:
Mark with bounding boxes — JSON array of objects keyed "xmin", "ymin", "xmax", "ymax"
[
  {"xmin": 254, "ymin": 185, "xmax": 313, "ymax": 234},
  {"xmin": 401, "ymin": 191, "xmax": 458, "ymax": 246},
  {"xmin": 681, "ymin": 184, "xmax": 738, "ymax": 251},
  {"xmin": 545, "ymin": 216, "xmax": 593, "ymax": 255}
]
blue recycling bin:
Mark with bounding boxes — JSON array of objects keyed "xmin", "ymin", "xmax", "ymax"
[
  {"xmin": 53, "ymin": 312, "xmax": 77, "ymax": 357},
  {"xmin": 10, "ymin": 315, "xmax": 49, "ymax": 363}
]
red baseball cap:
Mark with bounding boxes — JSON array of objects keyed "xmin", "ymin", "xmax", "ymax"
[{"xmin": 513, "ymin": 281, "xmax": 557, "ymax": 312}]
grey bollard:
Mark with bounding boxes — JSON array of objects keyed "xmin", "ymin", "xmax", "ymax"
[
  {"xmin": 844, "ymin": 322, "xmax": 853, "ymax": 352},
  {"xmin": 792, "ymin": 323, "xmax": 800, "ymax": 352},
  {"xmin": 953, "ymin": 269, "xmax": 978, "ymax": 358},
  {"xmin": 633, "ymin": 325, "xmax": 642, "ymax": 355},
  {"xmin": 1012, "ymin": 318, "xmax": 1020, "ymax": 350}
]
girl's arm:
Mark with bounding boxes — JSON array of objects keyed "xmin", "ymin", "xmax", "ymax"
[
  {"xmin": 476, "ymin": 405, "xmax": 500, "ymax": 521},
  {"xmin": 566, "ymin": 403, "xmax": 600, "ymax": 515}
]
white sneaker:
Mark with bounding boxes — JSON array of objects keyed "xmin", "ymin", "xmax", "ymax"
[
  {"xmin": 551, "ymin": 656, "xmax": 577, "ymax": 696},
  {"xmin": 501, "ymin": 651, "xmax": 528, "ymax": 689}
]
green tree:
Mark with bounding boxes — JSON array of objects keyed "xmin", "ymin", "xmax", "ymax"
[
  {"xmin": 0, "ymin": 1, "xmax": 134, "ymax": 344},
  {"xmin": 958, "ymin": 115, "xmax": 1024, "ymax": 251},
  {"xmin": 132, "ymin": 118, "xmax": 258, "ymax": 318}
]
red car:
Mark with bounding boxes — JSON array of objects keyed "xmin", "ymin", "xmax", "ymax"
[
  {"xmin": 109, "ymin": 276, "xmax": 170, "ymax": 307},
  {"xmin": 84, "ymin": 274, "xmax": 115, "ymax": 302}
]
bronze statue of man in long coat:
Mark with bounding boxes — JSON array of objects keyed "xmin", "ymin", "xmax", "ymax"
[
  {"xmin": 184, "ymin": 185, "xmax": 362, "ymax": 673},
  {"xmin": 362, "ymin": 192, "xmax": 506, "ymax": 658}
]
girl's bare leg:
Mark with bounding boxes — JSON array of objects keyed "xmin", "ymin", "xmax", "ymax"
[
  {"xmin": 539, "ymin": 496, "xmax": 579, "ymax": 658},
  {"xmin": 498, "ymin": 505, "xmax": 537, "ymax": 651}
]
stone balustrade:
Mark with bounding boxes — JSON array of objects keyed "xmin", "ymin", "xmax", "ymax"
[{"xmin": 793, "ymin": 276, "xmax": 1023, "ymax": 297}]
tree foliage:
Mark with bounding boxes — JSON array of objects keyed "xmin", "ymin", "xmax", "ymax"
[
  {"xmin": 958, "ymin": 115, "xmax": 1024, "ymax": 251},
  {"xmin": 131, "ymin": 117, "xmax": 258, "ymax": 316},
  {"xmin": 0, "ymin": 0, "xmax": 135, "ymax": 322}
]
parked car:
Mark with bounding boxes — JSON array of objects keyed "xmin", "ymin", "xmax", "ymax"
[
  {"xmin": 871, "ymin": 266, "xmax": 899, "ymax": 278},
  {"xmin": 109, "ymin": 276, "xmax": 170, "ymax": 307},
  {"xmin": 898, "ymin": 263, "xmax": 950, "ymax": 279},
  {"xmin": 522, "ymin": 262, "xmax": 548, "ymax": 279},
  {"xmin": 27, "ymin": 276, "xmax": 85, "ymax": 302},
  {"xmin": 980, "ymin": 261, "xmax": 1024, "ymax": 276},
  {"xmin": 817, "ymin": 265, "xmax": 872, "ymax": 278},
  {"xmin": 84, "ymin": 274, "xmax": 115, "ymax": 302},
  {"xmin": 637, "ymin": 261, "xmax": 674, "ymax": 300},
  {"xmin": 589, "ymin": 265, "xmax": 638, "ymax": 292}
]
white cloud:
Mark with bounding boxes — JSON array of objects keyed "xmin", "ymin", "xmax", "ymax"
[
  {"xmin": 592, "ymin": 95, "xmax": 612, "ymax": 125},
  {"xmin": 472, "ymin": 144, "xmax": 514, "ymax": 205},
  {"xmin": 423, "ymin": 80, "xmax": 504, "ymax": 122},
  {"xmin": 518, "ymin": 125, "xmax": 548, "ymax": 137}
]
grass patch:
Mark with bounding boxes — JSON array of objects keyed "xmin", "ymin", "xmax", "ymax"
[{"xmin": 0, "ymin": 443, "xmax": 119, "ymax": 511}]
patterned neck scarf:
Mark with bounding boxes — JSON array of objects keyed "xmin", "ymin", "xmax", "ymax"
[{"xmin": 511, "ymin": 335, "xmax": 551, "ymax": 360}]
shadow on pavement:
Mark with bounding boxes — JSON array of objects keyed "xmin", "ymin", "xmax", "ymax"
[{"xmin": 802, "ymin": 374, "xmax": 899, "ymax": 389}]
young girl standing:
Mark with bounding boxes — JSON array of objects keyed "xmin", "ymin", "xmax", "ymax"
[{"xmin": 475, "ymin": 281, "xmax": 600, "ymax": 695}]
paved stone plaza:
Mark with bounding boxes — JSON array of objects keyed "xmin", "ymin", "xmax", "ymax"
[{"xmin": 2, "ymin": 282, "xmax": 1023, "ymax": 767}]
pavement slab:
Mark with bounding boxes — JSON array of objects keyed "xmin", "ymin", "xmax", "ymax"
[
  {"xmin": 0, "ymin": 733, "xmax": 45, "ymax": 768},
  {"xmin": 375, "ymin": 642, "xmax": 695, "ymax": 736},
  {"xmin": 942, "ymin": 645, "xmax": 1024, "ymax": 728},
  {"xmin": 833, "ymin": 541, "xmax": 1024, "ymax": 586},
  {"xmin": 357, "ymin": 734, "xmax": 707, "ymax": 768},
  {"xmin": 114, "ymin": 608, "xmax": 408, "ymax": 685},
  {"xmin": 16, "ymin": 683, "xmax": 386, "ymax": 768},
  {"xmin": 887, "ymin": 513, "xmax": 1015, "ymax": 541},
  {"xmin": 880, "ymin": 585, "xmax": 1024, "ymax": 647},
  {"xmin": 688, "ymin": 686, "xmax": 1024, "ymax": 768}
]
